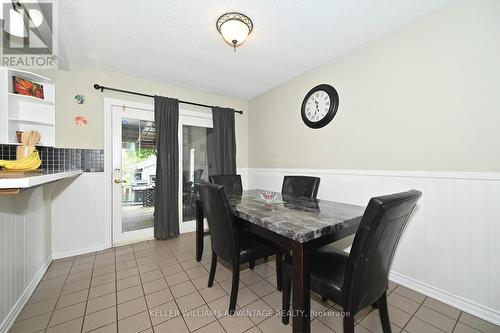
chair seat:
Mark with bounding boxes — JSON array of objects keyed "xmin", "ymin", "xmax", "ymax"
[
  {"xmin": 283, "ymin": 244, "xmax": 348, "ymax": 304},
  {"xmin": 239, "ymin": 232, "xmax": 277, "ymax": 264}
]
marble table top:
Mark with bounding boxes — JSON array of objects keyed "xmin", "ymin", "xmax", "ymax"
[{"xmin": 228, "ymin": 190, "xmax": 366, "ymax": 243}]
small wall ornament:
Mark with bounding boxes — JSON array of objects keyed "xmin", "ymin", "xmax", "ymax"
[
  {"xmin": 74, "ymin": 94, "xmax": 85, "ymax": 104},
  {"xmin": 75, "ymin": 116, "xmax": 88, "ymax": 126}
]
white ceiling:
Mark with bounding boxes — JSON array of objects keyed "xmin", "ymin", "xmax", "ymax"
[{"xmin": 58, "ymin": 0, "xmax": 448, "ymax": 99}]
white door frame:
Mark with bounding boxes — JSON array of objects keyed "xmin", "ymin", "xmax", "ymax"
[{"xmin": 104, "ymin": 98, "xmax": 211, "ymax": 246}]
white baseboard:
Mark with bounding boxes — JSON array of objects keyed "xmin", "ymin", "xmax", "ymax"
[
  {"xmin": 52, "ymin": 243, "xmax": 109, "ymax": 259},
  {"xmin": 0, "ymin": 255, "xmax": 52, "ymax": 333},
  {"xmin": 390, "ymin": 271, "xmax": 500, "ymax": 326}
]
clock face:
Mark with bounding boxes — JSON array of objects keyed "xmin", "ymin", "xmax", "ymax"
[
  {"xmin": 301, "ymin": 84, "xmax": 339, "ymax": 129},
  {"xmin": 304, "ymin": 90, "xmax": 331, "ymax": 122}
]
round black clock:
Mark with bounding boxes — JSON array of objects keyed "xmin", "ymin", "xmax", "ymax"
[{"xmin": 301, "ymin": 84, "xmax": 339, "ymax": 129}]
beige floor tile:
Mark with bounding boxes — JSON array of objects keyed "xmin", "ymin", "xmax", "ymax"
[
  {"xmin": 199, "ymin": 284, "xmax": 227, "ymax": 303},
  {"xmin": 388, "ymin": 291, "xmax": 421, "ymax": 315},
  {"xmin": 29, "ymin": 286, "xmax": 62, "ymax": 304},
  {"xmin": 237, "ymin": 287, "xmax": 260, "ymax": 308},
  {"xmin": 388, "ymin": 281, "xmax": 399, "ymax": 292},
  {"xmin": 248, "ymin": 279, "xmax": 276, "ymax": 298},
  {"xmin": 214, "ymin": 266, "xmax": 234, "ymax": 282},
  {"xmin": 61, "ymin": 279, "xmax": 91, "ymax": 295},
  {"xmin": 56, "ymin": 289, "xmax": 88, "ymax": 309},
  {"xmin": 117, "ymin": 285, "xmax": 144, "ymax": 304},
  {"xmin": 42, "ymin": 268, "xmax": 70, "ymax": 281},
  {"xmin": 46, "ymin": 317, "xmax": 83, "ymax": 333},
  {"xmin": 266, "ymin": 274, "xmax": 278, "ymax": 288},
  {"xmin": 182, "ymin": 304, "xmax": 217, "ymax": 331},
  {"xmin": 244, "ymin": 326, "xmax": 263, "ymax": 333},
  {"xmin": 48, "ymin": 301, "xmax": 86, "ymax": 327},
  {"xmin": 82, "ymin": 306, "xmax": 117, "ymax": 332},
  {"xmin": 186, "ymin": 266, "xmax": 209, "ymax": 280},
  {"xmin": 359, "ymin": 312, "xmax": 401, "ymax": 333},
  {"xmin": 176, "ymin": 291, "xmax": 206, "ymax": 312},
  {"xmin": 89, "ymin": 281, "xmax": 116, "ymax": 299},
  {"xmin": 311, "ymin": 319, "xmax": 336, "ymax": 333},
  {"xmin": 191, "ymin": 274, "xmax": 211, "ymax": 290},
  {"xmin": 181, "ymin": 260, "xmax": 203, "ymax": 271},
  {"xmin": 117, "ymin": 267, "xmax": 140, "ymax": 280},
  {"xmin": 262, "ymin": 290, "xmax": 283, "ymax": 311},
  {"xmin": 405, "ymin": 317, "xmax": 443, "ymax": 333},
  {"xmin": 67, "ymin": 270, "xmax": 93, "ymax": 283},
  {"xmin": 254, "ymin": 264, "xmax": 276, "ymax": 279},
  {"xmin": 219, "ymin": 311, "xmax": 255, "ymax": 333},
  {"xmin": 176, "ymin": 253, "xmax": 194, "ymax": 263},
  {"xmin": 459, "ymin": 312, "xmax": 500, "ymax": 333},
  {"xmin": 117, "ymin": 275, "xmax": 141, "ymax": 291},
  {"xmin": 118, "ymin": 310, "xmax": 152, "ymax": 333},
  {"xmin": 385, "ymin": 304, "xmax": 413, "ymax": 328},
  {"xmin": 143, "ymin": 278, "xmax": 168, "ymax": 294},
  {"xmin": 393, "ymin": 286, "xmax": 426, "ymax": 304},
  {"xmin": 91, "ymin": 272, "xmax": 116, "ymax": 288},
  {"xmin": 70, "ymin": 263, "xmax": 94, "ymax": 273},
  {"xmin": 10, "ymin": 312, "xmax": 52, "ymax": 333},
  {"xmin": 36, "ymin": 276, "xmax": 67, "ymax": 291},
  {"xmin": 208, "ymin": 295, "xmax": 234, "ymax": 318},
  {"xmin": 86, "ymin": 292, "xmax": 116, "ymax": 314},
  {"xmin": 137, "ymin": 262, "xmax": 160, "ymax": 274},
  {"xmin": 153, "ymin": 315, "xmax": 189, "ymax": 333},
  {"xmin": 240, "ymin": 270, "xmax": 264, "ymax": 286},
  {"xmin": 171, "ymin": 280, "xmax": 197, "ymax": 298},
  {"xmin": 240, "ymin": 299, "xmax": 274, "ymax": 324},
  {"xmin": 318, "ymin": 311, "xmax": 344, "ymax": 332},
  {"xmin": 18, "ymin": 297, "xmax": 58, "ymax": 320},
  {"xmin": 193, "ymin": 320, "xmax": 226, "ymax": 333},
  {"xmin": 165, "ymin": 271, "xmax": 190, "ymax": 286},
  {"xmin": 423, "ymin": 298, "xmax": 461, "ymax": 320},
  {"xmin": 140, "ymin": 269, "xmax": 163, "ymax": 283},
  {"xmin": 93, "ymin": 265, "xmax": 115, "ymax": 277},
  {"xmin": 258, "ymin": 315, "xmax": 292, "ymax": 333},
  {"xmin": 118, "ymin": 296, "xmax": 148, "ymax": 320},
  {"xmin": 415, "ymin": 306, "xmax": 456, "ymax": 332},
  {"xmin": 453, "ymin": 322, "xmax": 482, "ymax": 333},
  {"xmin": 145, "ymin": 288, "xmax": 174, "ymax": 308},
  {"xmin": 148, "ymin": 300, "xmax": 180, "ymax": 326}
]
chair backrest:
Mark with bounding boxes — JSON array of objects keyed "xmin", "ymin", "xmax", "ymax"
[
  {"xmin": 209, "ymin": 175, "xmax": 243, "ymax": 195},
  {"xmin": 197, "ymin": 182, "xmax": 239, "ymax": 264},
  {"xmin": 281, "ymin": 176, "xmax": 320, "ymax": 198},
  {"xmin": 343, "ymin": 190, "xmax": 422, "ymax": 313}
]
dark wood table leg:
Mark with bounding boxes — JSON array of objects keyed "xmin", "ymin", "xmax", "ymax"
[
  {"xmin": 292, "ymin": 242, "xmax": 311, "ymax": 333},
  {"xmin": 195, "ymin": 199, "xmax": 204, "ymax": 262}
]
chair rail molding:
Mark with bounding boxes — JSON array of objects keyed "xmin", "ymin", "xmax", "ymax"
[{"xmin": 241, "ymin": 167, "xmax": 500, "ymax": 326}]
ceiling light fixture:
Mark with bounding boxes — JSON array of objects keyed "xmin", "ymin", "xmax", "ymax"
[{"xmin": 216, "ymin": 12, "xmax": 253, "ymax": 52}]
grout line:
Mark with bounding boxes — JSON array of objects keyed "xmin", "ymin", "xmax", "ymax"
[{"xmin": 79, "ymin": 253, "xmax": 97, "ymax": 333}]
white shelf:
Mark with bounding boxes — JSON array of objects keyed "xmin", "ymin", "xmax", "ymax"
[
  {"xmin": 8, "ymin": 93, "xmax": 54, "ymax": 105},
  {"xmin": 5, "ymin": 67, "xmax": 51, "ymax": 84},
  {"xmin": 8, "ymin": 118, "xmax": 55, "ymax": 126}
]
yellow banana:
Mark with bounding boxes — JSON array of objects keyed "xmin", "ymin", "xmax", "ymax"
[{"xmin": 0, "ymin": 151, "xmax": 42, "ymax": 171}]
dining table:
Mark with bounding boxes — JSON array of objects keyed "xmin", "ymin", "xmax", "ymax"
[{"xmin": 195, "ymin": 189, "xmax": 365, "ymax": 333}]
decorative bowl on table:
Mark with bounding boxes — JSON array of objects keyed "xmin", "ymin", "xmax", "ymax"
[{"xmin": 259, "ymin": 191, "xmax": 278, "ymax": 203}]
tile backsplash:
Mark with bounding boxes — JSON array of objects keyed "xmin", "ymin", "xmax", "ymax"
[{"xmin": 0, "ymin": 145, "xmax": 104, "ymax": 172}]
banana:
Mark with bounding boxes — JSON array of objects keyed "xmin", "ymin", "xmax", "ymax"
[{"xmin": 0, "ymin": 151, "xmax": 42, "ymax": 171}]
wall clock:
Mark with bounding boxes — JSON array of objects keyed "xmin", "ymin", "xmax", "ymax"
[{"xmin": 301, "ymin": 84, "xmax": 339, "ymax": 129}]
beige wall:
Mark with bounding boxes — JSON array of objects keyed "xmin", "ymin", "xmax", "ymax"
[
  {"xmin": 248, "ymin": 0, "xmax": 500, "ymax": 172},
  {"xmin": 38, "ymin": 65, "xmax": 249, "ymax": 167}
]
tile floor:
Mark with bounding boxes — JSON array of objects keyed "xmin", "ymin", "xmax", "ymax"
[{"xmin": 10, "ymin": 233, "xmax": 500, "ymax": 333}]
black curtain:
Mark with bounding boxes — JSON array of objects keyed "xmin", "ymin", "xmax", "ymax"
[
  {"xmin": 154, "ymin": 96, "xmax": 179, "ymax": 239},
  {"xmin": 210, "ymin": 107, "xmax": 237, "ymax": 175}
]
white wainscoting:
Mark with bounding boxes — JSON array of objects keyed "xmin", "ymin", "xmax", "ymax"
[
  {"xmin": 0, "ymin": 186, "xmax": 53, "ymax": 332},
  {"xmin": 51, "ymin": 173, "xmax": 108, "ymax": 259},
  {"xmin": 242, "ymin": 168, "xmax": 500, "ymax": 325}
]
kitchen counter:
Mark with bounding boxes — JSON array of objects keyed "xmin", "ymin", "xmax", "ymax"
[{"xmin": 0, "ymin": 170, "xmax": 83, "ymax": 189}]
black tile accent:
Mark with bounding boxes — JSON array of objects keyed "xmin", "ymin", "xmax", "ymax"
[{"xmin": 0, "ymin": 145, "xmax": 104, "ymax": 172}]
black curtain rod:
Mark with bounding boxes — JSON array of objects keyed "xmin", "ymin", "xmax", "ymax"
[{"xmin": 93, "ymin": 84, "xmax": 243, "ymax": 114}]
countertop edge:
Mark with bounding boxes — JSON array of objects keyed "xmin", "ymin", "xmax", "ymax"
[{"xmin": 0, "ymin": 170, "xmax": 83, "ymax": 189}]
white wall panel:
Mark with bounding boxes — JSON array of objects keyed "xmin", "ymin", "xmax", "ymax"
[
  {"xmin": 244, "ymin": 168, "xmax": 500, "ymax": 325},
  {"xmin": 51, "ymin": 173, "xmax": 108, "ymax": 258},
  {"xmin": 0, "ymin": 187, "xmax": 52, "ymax": 332}
]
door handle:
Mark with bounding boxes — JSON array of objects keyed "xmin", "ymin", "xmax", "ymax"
[{"xmin": 114, "ymin": 179, "xmax": 126, "ymax": 184}]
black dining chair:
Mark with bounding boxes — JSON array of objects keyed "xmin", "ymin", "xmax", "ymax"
[
  {"xmin": 209, "ymin": 174, "xmax": 243, "ymax": 195},
  {"xmin": 281, "ymin": 175, "xmax": 321, "ymax": 198},
  {"xmin": 198, "ymin": 182, "xmax": 283, "ymax": 314},
  {"xmin": 281, "ymin": 190, "xmax": 422, "ymax": 333}
]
